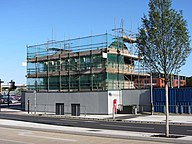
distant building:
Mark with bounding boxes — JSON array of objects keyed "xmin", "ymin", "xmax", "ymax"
[
  {"xmin": 135, "ymin": 73, "xmax": 186, "ymax": 88},
  {"xmin": 0, "ymin": 84, "xmax": 26, "ymax": 96},
  {"xmin": 170, "ymin": 75, "xmax": 186, "ymax": 88}
]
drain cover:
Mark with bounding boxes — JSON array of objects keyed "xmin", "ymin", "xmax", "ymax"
[{"xmin": 116, "ymin": 119, "xmax": 122, "ymax": 121}]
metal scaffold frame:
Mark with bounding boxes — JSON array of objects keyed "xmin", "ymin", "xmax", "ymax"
[{"xmin": 26, "ymin": 32, "xmax": 150, "ymax": 92}]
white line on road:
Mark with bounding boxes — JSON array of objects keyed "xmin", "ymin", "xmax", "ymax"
[
  {"xmin": 186, "ymin": 130, "xmax": 192, "ymax": 132},
  {"xmin": 100, "ymin": 124, "xmax": 154, "ymax": 130},
  {"xmin": 0, "ymin": 138, "xmax": 34, "ymax": 144},
  {"xmin": 18, "ymin": 132, "xmax": 77, "ymax": 142}
]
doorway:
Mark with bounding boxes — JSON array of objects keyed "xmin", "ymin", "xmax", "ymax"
[
  {"xmin": 71, "ymin": 104, "xmax": 80, "ymax": 116},
  {"xmin": 55, "ymin": 103, "xmax": 64, "ymax": 115}
]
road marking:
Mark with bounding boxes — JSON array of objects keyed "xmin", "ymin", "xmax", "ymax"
[
  {"xmin": 100, "ymin": 124, "xmax": 154, "ymax": 130},
  {"xmin": 18, "ymin": 132, "xmax": 77, "ymax": 142},
  {"xmin": 0, "ymin": 138, "xmax": 34, "ymax": 144},
  {"xmin": 186, "ymin": 130, "xmax": 192, "ymax": 132}
]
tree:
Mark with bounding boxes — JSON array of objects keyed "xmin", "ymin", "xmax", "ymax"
[{"xmin": 137, "ymin": 0, "xmax": 191, "ymax": 137}]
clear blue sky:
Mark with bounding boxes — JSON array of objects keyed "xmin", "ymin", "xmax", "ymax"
[{"xmin": 0, "ymin": 0, "xmax": 191, "ymax": 84}]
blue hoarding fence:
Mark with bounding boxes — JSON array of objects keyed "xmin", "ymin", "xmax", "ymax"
[{"xmin": 153, "ymin": 88, "xmax": 192, "ymax": 114}]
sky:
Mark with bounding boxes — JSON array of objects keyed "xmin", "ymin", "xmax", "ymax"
[{"xmin": 0, "ymin": 0, "xmax": 191, "ymax": 85}]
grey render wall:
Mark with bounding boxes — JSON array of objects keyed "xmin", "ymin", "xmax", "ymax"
[
  {"xmin": 24, "ymin": 91, "xmax": 108, "ymax": 114},
  {"xmin": 23, "ymin": 89, "xmax": 151, "ymax": 115},
  {"xmin": 122, "ymin": 89, "xmax": 150, "ymax": 111}
]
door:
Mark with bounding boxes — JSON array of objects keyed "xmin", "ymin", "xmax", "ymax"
[
  {"xmin": 71, "ymin": 104, "xmax": 80, "ymax": 116},
  {"xmin": 55, "ymin": 103, "xmax": 64, "ymax": 115}
]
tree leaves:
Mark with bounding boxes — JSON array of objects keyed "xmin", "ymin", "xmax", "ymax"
[{"xmin": 137, "ymin": 0, "xmax": 191, "ymax": 82}]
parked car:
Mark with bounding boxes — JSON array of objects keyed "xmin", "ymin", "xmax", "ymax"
[
  {"xmin": 9, "ymin": 98, "xmax": 19, "ymax": 104},
  {"xmin": 0, "ymin": 98, "xmax": 4, "ymax": 103},
  {"xmin": 0, "ymin": 95, "xmax": 8, "ymax": 103},
  {"xmin": 18, "ymin": 97, "xmax": 21, "ymax": 102},
  {"xmin": 0, "ymin": 95, "xmax": 19, "ymax": 104}
]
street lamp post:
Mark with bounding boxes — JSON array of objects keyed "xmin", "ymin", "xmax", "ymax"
[
  {"xmin": 150, "ymin": 40, "xmax": 154, "ymax": 115},
  {"xmin": 150, "ymin": 72, "xmax": 153, "ymax": 115}
]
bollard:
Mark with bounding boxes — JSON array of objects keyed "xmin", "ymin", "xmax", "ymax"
[
  {"xmin": 151, "ymin": 104, "xmax": 154, "ymax": 115},
  {"xmin": 180, "ymin": 105, "xmax": 183, "ymax": 114},
  {"xmin": 27, "ymin": 100, "xmax": 30, "ymax": 114},
  {"xmin": 188, "ymin": 105, "xmax": 191, "ymax": 114},
  {"xmin": 176, "ymin": 105, "xmax": 178, "ymax": 114},
  {"xmin": 112, "ymin": 107, "xmax": 115, "ymax": 119},
  {"xmin": 134, "ymin": 106, "xmax": 137, "ymax": 115}
]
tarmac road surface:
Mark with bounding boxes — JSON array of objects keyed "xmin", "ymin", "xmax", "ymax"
[
  {"xmin": 0, "ymin": 113, "xmax": 192, "ymax": 136},
  {"xmin": 0, "ymin": 127, "xmax": 166, "ymax": 144}
]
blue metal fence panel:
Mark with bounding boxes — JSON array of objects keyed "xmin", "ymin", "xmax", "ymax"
[{"xmin": 153, "ymin": 88, "xmax": 192, "ymax": 114}]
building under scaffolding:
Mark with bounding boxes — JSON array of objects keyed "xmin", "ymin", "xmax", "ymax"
[{"xmin": 26, "ymin": 32, "xmax": 149, "ymax": 92}]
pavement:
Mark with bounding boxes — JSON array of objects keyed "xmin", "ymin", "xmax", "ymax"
[
  {"xmin": 23, "ymin": 109, "xmax": 192, "ymax": 125},
  {"xmin": 1, "ymin": 108, "xmax": 192, "ymax": 143},
  {"xmin": 81, "ymin": 114, "xmax": 192, "ymax": 125}
]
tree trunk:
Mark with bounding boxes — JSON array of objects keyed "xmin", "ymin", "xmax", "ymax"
[{"xmin": 165, "ymin": 82, "xmax": 169, "ymax": 137}]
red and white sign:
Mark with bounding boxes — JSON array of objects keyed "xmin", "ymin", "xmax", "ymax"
[{"xmin": 113, "ymin": 99, "xmax": 117, "ymax": 113}]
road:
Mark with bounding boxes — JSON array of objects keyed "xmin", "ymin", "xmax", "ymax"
[
  {"xmin": 0, "ymin": 126, "xmax": 165, "ymax": 144},
  {"xmin": 0, "ymin": 112, "xmax": 192, "ymax": 136}
]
